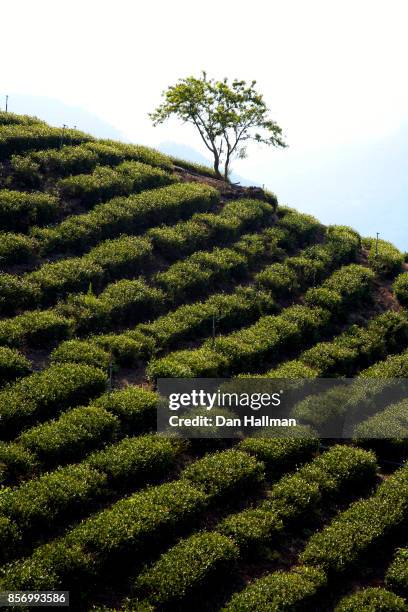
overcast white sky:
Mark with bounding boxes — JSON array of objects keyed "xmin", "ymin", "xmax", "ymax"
[
  {"xmin": 3, "ymin": 0, "xmax": 408, "ymax": 149},
  {"xmin": 2, "ymin": 0, "xmax": 408, "ymax": 245}
]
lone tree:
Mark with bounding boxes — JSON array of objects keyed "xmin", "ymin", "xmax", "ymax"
[{"xmin": 150, "ymin": 72, "xmax": 287, "ymax": 181}]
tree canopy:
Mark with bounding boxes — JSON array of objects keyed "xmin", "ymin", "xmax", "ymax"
[{"xmin": 150, "ymin": 72, "xmax": 287, "ymax": 181}]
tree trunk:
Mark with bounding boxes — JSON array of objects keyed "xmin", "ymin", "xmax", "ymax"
[
  {"xmin": 223, "ymin": 154, "xmax": 230, "ymax": 182},
  {"xmin": 213, "ymin": 152, "xmax": 222, "ymax": 179}
]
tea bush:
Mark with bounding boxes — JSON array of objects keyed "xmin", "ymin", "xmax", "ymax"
[
  {"xmin": 365, "ymin": 237, "xmax": 404, "ymax": 277},
  {"xmin": 86, "ymin": 140, "xmax": 172, "ymax": 169},
  {"xmin": 219, "ymin": 446, "xmax": 376, "ymax": 549},
  {"xmin": 393, "ymin": 272, "xmax": 408, "ymax": 307},
  {"xmin": 300, "ymin": 463, "xmax": 408, "ymax": 574},
  {"xmin": 0, "ymin": 124, "xmax": 93, "ymax": 158},
  {"xmin": 135, "ymin": 532, "xmax": 239, "ymax": 607},
  {"xmin": 90, "ymin": 386, "xmax": 157, "ymax": 433},
  {"xmin": 32, "ymin": 183, "xmax": 219, "ymax": 254},
  {"xmin": 0, "ymin": 481, "xmax": 207, "ymax": 591},
  {"xmin": 0, "ymin": 363, "xmax": 106, "ymax": 438},
  {"xmin": 0, "ymin": 463, "xmax": 106, "ymax": 551},
  {"xmin": 18, "ymin": 406, "xmax": 119, "ymax": 467},
  {"xmin": 0, "ymin": 232, "xmax": 37, "ymax": 266},
  {"xmin": 0, "ymin": 346, "xmax": 32, "ymax": 386},
  {"xmin": 181, "ymin": 449, "xmax": 265, "ymax": 500},
  {"xmin": 50, "ymin": 340, "xmax": 111, "ymax": 370},
  {"xmin": 0, "ymin": 310, "xmax": 73, "ymax": 348},
  {"xmin": 86, "ymin": 435, "xmax": 181, "ymax": 487},
  {"xmin": 223, "ymin": 566, "xmax": 326, "ymax": 612},
  {"xmin": 0, "ymin": 112, "xmax": 46, "ymax": 126},
  {"xmin": 386, "ymin": 548, "xmax": 408, "ymax": 597},
  {"xmin": 57, "ymin": 161, "xmax": 174, "ymax": 206},
  {"xmin": 0, "ymin": 189, "xmax": 59, "ymax": 232},
  {"xmin": 335, "ymin": 587, "xmax": 407, "ymax": 612}
]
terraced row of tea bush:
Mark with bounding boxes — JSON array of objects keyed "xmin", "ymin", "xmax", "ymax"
[{"xmin": 1, "ymin": 114, "xmax": 408, "ymax": 610}]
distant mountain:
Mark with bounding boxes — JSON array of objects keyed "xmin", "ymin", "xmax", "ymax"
[
  {"xmin": 2, "ymin": 94, "xmax": 125, "ymax": 140},
  {"xmin": 157, "ymin": 141, "xmax": 259, "ymax": 187}
]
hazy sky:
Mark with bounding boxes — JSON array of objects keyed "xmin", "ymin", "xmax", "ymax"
[{"xmin": 2, "ymin": 0, "xmax": 408, "ymax": 246}]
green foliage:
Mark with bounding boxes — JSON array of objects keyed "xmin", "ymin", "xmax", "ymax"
[
  {"xmin": 238, "ymin": 435, "xmax": 318, "ymax": 475},
  {"xmin": 24, "ymin": 144, "xmax": 99, "ymax": 177},
  {"xmin": 18, "ymin": 406, "xmax": 119, "ymax": 467},
  {"xmin": 0, "ymin": 442, "xmax": 37, "ymax": 485},
  {"xmin": 149, "ymin": 198, "xmax": 273, "ymax": 258},
  {"xmin": 293, "ymin": 348, "xmax": 408, "ymax": 431},
  {"xmin": 85, "ymin": 235, "xmax": 153, "ymax": 278},
  {"xmin": 147, "ymin": 304, "xmax": 329, "ymax": 380},
  {"xmin": 9, "ymin": 154, "xmax": 42, "ymax": 187},
  {"xmin": 218, "ymin": 446, "xmax": 376, "ymax": 550},
  {"xmin": 33, "ymin": 183, "xmax": 219, "ymax": 254},
  {"xmin": 326, "ymin": 225, "xmax": 361, "ymax": 261},
  {"xmin": 93, "ymin": 332, "xmax": 154, "ymax": 366},
  {"xmin": 57, "ymin": 277, "xmax": 162, "ymax": 335},
  {"xmin": 92, "ymin": 278, "xmax": 160, "ymax": 323},
  {"xmin": 353, "ymin": 398, "xmax": 408, "ymax": 457},
  {"xmin": 300, "ymin": 463, "xmax": 408, "ymax": 574},
  {"xmin": 0, "ymin": 436, "xmax": 181, "ymax": 562},
  {"xmin": 147, "ymin": 346, "xmax": 228, "ymax": 379},
  {"xmin": 65, "ymin": 284, "xmax": 275, "ymax": 371},
  {"xmin": 148, "ymin": 232, "xmax": 367, "ymax": 380},
  {"xmin": 335, "ymin": 587, "xmax": 408, "ymax": 612},
  {"xmin": 0, "ymin": 363, "xmax": 106, "ymax": 438},
  {"xmin": 57, "ymin": 161, "xmax": 173, "ymax": 206},
  {"xmin": 210, "ymin": 306, "xmax": 326, "ymax": 372},
  {"xmin": 0, "ymin": 463, "xmax": 106, "ymax": 545},
  {"xmin": 315, "ymin": 263, "xmax": 375, "ymax": 306},
  {"xmin": 10, "ymin": 142, "xmax": 171, "ymax": 188},
  {"xmin": 361, "ymin": 350, "xmax": 408, "ymax": 378},
  {"xmin": 304, "ymin": 264, "xmax": 374, "ymax": 313},
  {"xmin": 0, "ymin": 124, "xmax": 93, "ymax": 158},
  {"xmin": 90, "ymin": 386, "xmax": 157, "ymax": 433},
  {"xmin": 27, "ymin": 258, "xmax": 104, "ymax": 305},
  {"xmin": 271, "ymin": 311, "xmax": 408, "ymax": 379},
  {"xmin": 256, "ymin": 261, "xmax": 299, "ymax": 295},
  {"xmin": 0, "ymin": 310, "xmax": 73, "ymax": 348},
  {"xmin": 266, "ymin": 359, "xmax": 319, "ymax": 378},
  {"xmin": 364, "ymin": 237, "xmax": 404, "ymax": 277},
  {"xmin": 139, "ymin": 285, "xmax": 275, "ymax": 354},
  {"xmin": 86, "ymin": 435, "xmax": 180, "ymax": 486},
  {"xmin": 85, "ymin": 140, "xmax": 173, "ymax": 170},
  {"xmin": 0, "ymin": 346, "xmax": 32, "ymax": 386},
  {"xmin": 0, "ymin": 516, "xmax": 22, "ymax": 558},
  {"xmin": 0, "ymin": 232, "xmax": 37, "ymax": 266},
  {"xmin": 0, "ymin": 481, "xmax": 207, "ymax": 591},
  {"xmin": 50, "ymin": 339, "xmax": 111, "ymax": 370},
  {"xmin": 278, "ymin": 210, "xmax": 322, "ymax": 247},
  {"xmin": 155, "ymin": 246, "xmax": 247, "ymax": 301},
  {"xmin": 135, "ymin": 532, "xmax": 239, "ymax": 606},
  {"xmin": 1, "ymin": 235, "xmax": 154, "ymax": 316},
  {"xmin": 223, "ymin": 566, "xmax": 326, "ymax": 611},
  {"xmin": 256, "ymin": 227, "xmax": 361, "ymax": 298},
  {"xmin": 304, "ymin": 287, "xmax": 342, "ymax": 311},
  {"xmin": 150, "ymin": 72, "xmax": 286, "ymax": 180},
  {"xmin": 181, "ymin": 449, "xmax": 265, "ymax": 500},
  {"xmin": 0, "ymin": 189, "xmax": 59, "ymax": 232},
  {"xmin": 3, "ymin": 115, "xmax": 408, "ymax": 609},
  {"xmin": 393, "ymin": 272, "xmax": 408, "ymax": 307},
  {"xmin": 386, "ymin": 548, "xmax": 408, "ymax": 597},
  {"xmin": 0, "ymin": 113, "xmax": 46, "ymax": 127}
]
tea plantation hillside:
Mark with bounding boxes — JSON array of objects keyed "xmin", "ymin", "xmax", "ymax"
[{"xmin": 1, "ymin": 112, "xmax": 408, "ymax": 610}]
